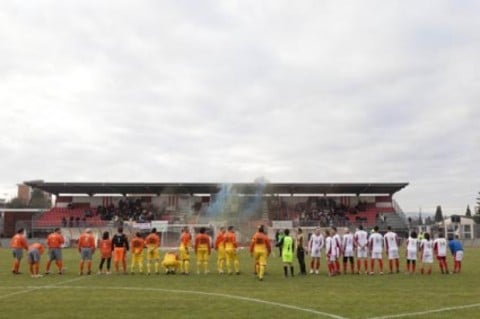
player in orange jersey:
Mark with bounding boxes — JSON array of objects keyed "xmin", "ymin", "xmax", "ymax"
[
  {"xmin": 98, "ymin": 231, "xmax": 112, "ymax": 274},
  {"xmin": 250, "ymin": 225, "xmax": 271, "ymax": 281},
  {"xmin": 144, "ymin": 228, "xmax": 161, "ymax": 275},
  {"xmin": 195, "ymin": 227, "xmax": 211, "ymax": 274},
  {"xmin": 162, "ymin": 251, "xmax": 180, "ymax": 274},
  {"xmin": 78, "ymin": 228, "xmax": 96, "ymax": 275},
  {"xmin": 130, "ymin": 232, "xmax": 145, "ymax": 274},
  {"xmin": 28, "ymin": 242, "xmax": 45, "ymax": 278},
  {"xmin": 45, "ymin": 228, "xmax": 65, "ymax": 275},
  {"xmin": 214, "ymin": 227, "xmax": 226, "ymax": 274},
  {"xmin": 10, "ymin": 228, "xmax": 28, "ymax": 275},
  {"xmin": 179, "ymin": 227, "xmax": 192, "ymax": 274},
  {"xmin": 225, "ymin": 226, "xmax": 240, "ymax": 275}
]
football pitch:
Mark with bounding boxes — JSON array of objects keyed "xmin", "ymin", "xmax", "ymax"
[{"xmin": 0, "ymin": 247, "xmax": 478, "ymax": 319}]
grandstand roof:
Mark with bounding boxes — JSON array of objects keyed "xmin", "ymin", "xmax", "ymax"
[{"xmin": 24, "ymin": 181, "xmax": 408, "ymax": 196}]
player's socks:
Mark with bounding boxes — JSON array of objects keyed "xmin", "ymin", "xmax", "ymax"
[
  {"xmin": 370, "ymin": 260, "xmax": 375, "ymax": 273},
  {"xmin": 283, "ymin": 266, "xmax": 288, "ymax": 277},
  {"xmin": 364, "ymin": 260, "xmax": 368, "ymax": 273},
  {"xmin": 412, "ymin": 263, "xmax": 416, "ymax": 273},
  {"xmin": 389, "ymin": 260, "xmax": 393, "ymax": 273},
  {"xmin": 343, "ymin": 263, "xmax": 347, "ymax": 273},
  {"xmin": 290, "ymin": 266, "xmax": 294, "ymax": 276},
  {"xmin": 356, "ymin": 260, "xmax": 361, "ymax": 273},
  {"xmin": 406, "ymin": 262, "xmax": 410, "ymax": 273},
  {"xmin": 420, "ymin": 268, "xmax": 424, "ymax": 274},
  {"xmin": 350, "ymin": 262, "xmax": 355, "ymax": 274},
  {"xmin": 379, "ymin": 260, "xmax": 383, "ymax": 272},
  {"xmin": 395, "ymin": 259, "xmax": 400, "ymax": 272},
  {"xmin": 46, "ymin": 261, "xmax": 51, "ymax": 273},
  {"xmin": 316, "ymin": 260, "xmax": 320, "ymax": 270}
]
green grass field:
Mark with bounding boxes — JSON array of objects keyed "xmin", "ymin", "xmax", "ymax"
[{"xmin": 0, "ymin": 247, "xmax": 478, "ymax": 319}]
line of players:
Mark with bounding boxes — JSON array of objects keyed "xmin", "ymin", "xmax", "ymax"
[
  {"xmin": 9, "ymin": 225, "xmax": 242, "ymax": 277},
  {"xmin": 9, "ymin": 224, "xmax": 464, "ymax": 278},
  {"xmin": 306, "ymin": 225, "xmax": 464, "ymax": 276}
]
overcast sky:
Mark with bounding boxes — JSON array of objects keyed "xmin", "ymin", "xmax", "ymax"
[{"xmin": 1, "ymin": 1, "xmax": 479, "ymax": 214}]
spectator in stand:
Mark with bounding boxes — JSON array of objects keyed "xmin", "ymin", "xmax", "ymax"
[
  {"xmin": 11, "ymin": 228, "xmax": 29, "ymax": 274},
  {"xmin": 61, "ymin": 217, "xmax": 67, "ymax": 227}
]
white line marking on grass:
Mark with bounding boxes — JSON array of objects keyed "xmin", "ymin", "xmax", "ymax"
[
  {"xmin": 0, "ymin": 277, "xmax": 85, "ymax": 300},
  {"xmin": 22, "ymin": 285, "xmax": 349, "ymax": 319},
  {"xmin": 368, "ymin": 303, "xmax": 480, "ymax": 319}
]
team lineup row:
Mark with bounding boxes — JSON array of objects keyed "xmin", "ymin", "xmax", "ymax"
[{"xmin": 8, "ymin": 224, "xmax": 464, "ymax": 280}]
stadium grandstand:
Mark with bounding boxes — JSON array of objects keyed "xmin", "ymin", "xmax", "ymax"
[{"xmin": 19, "ymin": 181, "xmax": 409, "ymax": 245}]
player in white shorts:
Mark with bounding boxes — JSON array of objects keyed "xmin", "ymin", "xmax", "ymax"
[
  {"xmin": 420, "ymin": 233, "xmax": 433, "ymax": 275},
  {"xmin": 368, "ymin": 226, "xmax": 384, "ymax": 275},
  {"xmin": 342, "ymin": 229, "xmax": 355, "ymax": 274},
  {"xmin": 331, "ymin": 227, "xmax": 342, "ymax": 275},
  {"xmin": 384, "ymin": 226, "xmax": 400, "ymax": 274},
  {"xmin": 307, "ymin": 228, "xmax": 324, "ymax": 274},
  {"xmin": 406, "ymin": 231, "xmax": 419, "ymax": 274},
  {"xmin": 354, "ymin": 225, "xmax": 369, "ymax": 274},
  {"xmin": 324, "ymin": 230, "xmax": 336, "ymax": 276},
  {"xmin": 433, "ymin": 233, "xmax": 449, "ymax": 274}
]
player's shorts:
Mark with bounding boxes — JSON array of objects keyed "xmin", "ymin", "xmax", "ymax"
[
  {"xmin": 436, "ymin": 255, "xmax": 446, "ymax": 262},
  {"xmin": 28, "ymin": 249, "xmax": 41, "ymax": 264},
  {"xmin": 163, "ymin": 260, "xmax": 179, "ymax": 268},
  {"xmin": 196, "ymin": 248, "xmax": 209, "ymax": 263},
  {"xmin": 327, "ymin": 254, "xmax": 336, "ymax": 262},
  {"xmin": 12, "ymin": 248, "xmax": 24, "ymax": 260},
  {"xmin": 48, "ymin": 248, "xmax": 62, "ymax": 261},
  {"xmin": 387, "ymin": 248, "xmax": 399, "ymax": 260},
  {"xmin": 217, "ymin": 247, "xmax": 226, "ymax": 260},
  {"xmin": 253, "ymin": 250, "xmax": 267, "ymax": 266},
  {"xmin": 310, "ymin": 247, "xmax": 322, "ymax": 258},
  {"xmin": 357, "ymin": 247, "xmax": 368, "ymax": 258},
  {"xmin": 371, "ymin": 251, "xmax": 382, "ymax": 260},
  {"xmin": 80, "ymin": 248, "xmax": 93, "ymax": 261},
  {"xmin": 179, "ymin": 246, "xmax": 190, "ymax": 260},
  {"xmin": 225, "ymin": 248, "xmax": 238, "ymax": 261},
  {"xmin": 454, "ymin": 251, "xmax": 464, "ymax": 262},
  {"xmin": 343, "ymin": 249, "xmax": 354, "ymax": 258},
  {"xmin": 343, "ymin": 256, "xmax": 354, "ymax": 263},
  {"xmin": 282, "ymin": 251, "xmax": 293, "ymax": 263},
  {"xmin": 422, "ymin": 254, "xmax": 433, "ymax": 264},
  {"xmin": 406, "ymin": 249, "xmax": 417, "ymax": 261},
  {"xmin": 113, "ymin": 247, "xmax": 126, "ymax": 262},
  {"xmin": 146, "ymin": 246, "xmax": 160, "ymax": 260},
  {"xmin": 131, "ymin": 253, "xmax": 144, "ymax": 265}
]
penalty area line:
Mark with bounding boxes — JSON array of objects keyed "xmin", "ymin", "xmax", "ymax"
[
  {"xmin": 30, "ymin": 285, "xmax": 349, "ymax": 319},
  {"xmin": 368, "ymin": 302, "xmax": 480, "ymax": 319}
]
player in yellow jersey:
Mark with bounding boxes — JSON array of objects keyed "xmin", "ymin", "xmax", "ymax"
[
  {"xmin": 214, "ymin": 227, "xmax": 226, "ymax": 274},
  {"xmin": 225, "ymin": 226, "xmax": 240, "ymax": 275},
  {"xmin": 195, "ymin": 227, "xmax": 211, "ymax": 274},
  {"xmin": 179, "ymin": 227, "xmax": 192, "ymax": 275},
  {"xmin": 250, "ymin": 225, "xmax": 271, "ymax": 281},
  {"xmin": 144, "ymin": 228, "xmax": 161, "ymax": 275},
  {"xmin": 162, "ymin": 251, "xmax": 180, "ymax": 274},
  {"xmin": 130, "ymin": 232, "xmax": 145, "ymax": 274}
]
